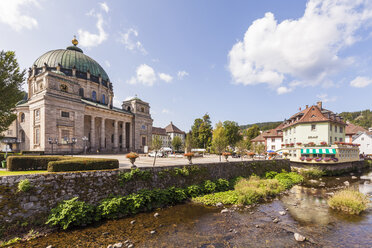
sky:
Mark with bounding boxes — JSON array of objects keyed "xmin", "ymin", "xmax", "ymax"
[{"xmin": 1, "ymin": 0, "xmax": 372, "ymax": 131}]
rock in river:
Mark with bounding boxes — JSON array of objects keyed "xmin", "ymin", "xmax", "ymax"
[
  {"xmin": 221, "ymin": 209, "xmax": 229, "ymax": 214},
  {"xmin": 273, "ymin": 218, "xmax": 280, "ymax": 223},
  {"xmin": 294, "ymin": 233, "xmax": 306, "ymax": 242},
  {"xmin": 154, "ymin": 213, "xmax": 160, "ymax": 218},
  {"xmin": 216, "ymin": 202, "xmax": 223, "ymax": 208},
  {"xmin": 279, "ymin": 211, "xmax": 286, "ymax": 216},
  {"xmin": 343, "ymin": 181, "xmax": 350, "ymax": 186}
]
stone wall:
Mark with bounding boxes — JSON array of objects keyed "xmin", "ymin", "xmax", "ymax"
[
  {"xmin": 0, "ymin": 160, "xmax": 289, "ymax": 226},
  {"xmin": 290, "ymin": 160, "xmax": 369, "ymax": 175}
]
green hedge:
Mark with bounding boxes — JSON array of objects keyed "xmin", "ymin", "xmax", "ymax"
[
  {"xmin": 47, "ymin": 158, "xmax": 119, "ymax": 172},
  {"xmin": 6, "ymin": 156, "xmax": 69, "ymax": 171},
  {"xmin": 6, "ymin": 156, "xmax": 119, "ymax": 172}
]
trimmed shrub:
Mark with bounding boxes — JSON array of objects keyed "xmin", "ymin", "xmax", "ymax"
[
  {"xmin": 7, "ymin": 156, "xmax": 68, "ymax": 171},
  {"xmin": 47, "ymin": 158, "xmax": 119, "ymax": 172},
  {"xmin": 21, "ymin": 151, "xmax": 45, "ymax": 155},
  {"xmin": 46, "ymin": 197, "xmax": 95, "ymax": 230},
  {"xmin": 328, "ymin": 190, "xmax": 370, "ymax": 215}
]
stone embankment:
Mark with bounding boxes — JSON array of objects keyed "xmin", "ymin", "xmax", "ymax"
[{"xmin": 0, "ymin": 160, "xmax": 290, "ymax": 226}]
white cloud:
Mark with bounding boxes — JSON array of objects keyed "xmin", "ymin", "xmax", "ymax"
[
  {"xmin": 177, "ymin": 70, "xmax": 189, "ymax": 79},
  {"xmin": 162, "ymin": 109, "xmax": 171, "ymax": 114},
  {"xmin": 119, "ymin": 28, "xmax": 147, "ymax": 54},
  {"xmin": 127, "ymin": 64, "xmax": 156, "ymax": 86},
  {"xmin": 350, "ymin": 76, "xmax": 372, "ymax": 88},
  {"xmin": 0, "ymin": 0, "xmax": 39, "ymax": 31},
  {"xmin": 316, "ymin": 93, "xmax": 337, "ymax": 103},
  {"xmin": 125, "ymin": 96, "xmax": 135, "ymax": 101},
  {"xmin": 78, "ymin": 11, "xmax": 108, "ymax": 48},
  {"xmin": 113, "ymin": 97, "xmax": 121, "ymax": 107},
  {"xmin": 228, "ymin": 0, "xmax": 372, "ymax": 93},
  {"xmin": 276, "ymin": 86, "xmax": 292, "ymax": 95},
  {"xmin": 99, "ymin": 2, "xmax": 109, "ymax": 13},
  {"xmin": 104, "ymin": 60, "xmax": 111, "ymax": 68},
  {"xmin": 158, "ymin": 73, "xmax": 173, "ymax": 83}
]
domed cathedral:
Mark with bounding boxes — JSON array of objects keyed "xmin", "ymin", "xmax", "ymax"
[{"xmin": 13, "ymin": 37, "xmax": 153, "ymax": 154}]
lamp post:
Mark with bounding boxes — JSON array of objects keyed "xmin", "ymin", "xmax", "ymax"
[
  {"xmin": 64, "ymin": 137, "xmax": 77, "ymax": 156},
  {"xmin": 82, "ymin": 136, "xmax": 88, "ymax": 154},
  {"xmin": 48, "ymin": 137, "xmax": 58, "ymax": 154}
]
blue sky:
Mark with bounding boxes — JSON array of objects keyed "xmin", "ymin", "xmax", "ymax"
[{"xmin": 1, "ymin": 0, "xmax": 372, "ymax": 131}]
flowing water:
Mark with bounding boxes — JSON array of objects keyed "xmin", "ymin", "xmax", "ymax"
[{"xmin": 13, "ymin": 170, "xmax": 372, "ymax": 248}]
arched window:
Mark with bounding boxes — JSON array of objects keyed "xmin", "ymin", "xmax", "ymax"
[
  {"xmin": 20, "ymin": 113, "xmax": 25, "ymax": 122},
  {"xmin": 19, "ymin": 130, "xmax": 25, "ymax": 142},
  {"xmin": 111, "ymin": 134, "xmax": 114, "ymax": 143},
  {"xmin": 102, "ymin": 94, "xmax": 106, "ymax": 104},
  {"xmin": 92, "ymin": 91, "xmax": 97, "ymax": 101},
  {"xmin": 127, "ymin": 106, "xmax": 131, "ymax": 111},
  {"xmin": 79, "ymin": 88, "xmax": 84, "ymax": 97}
]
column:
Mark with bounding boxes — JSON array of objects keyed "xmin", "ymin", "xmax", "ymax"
[
  {"xmin": 129, "ymin": 122, "xmax": 133, "ymax": 151},
  {"xmin": 122, "ymin": 121, "xmax": 126, "ymax": 152},
  {"xmin": 113, "ymin": 120, "xmax": 118, "ymax": 152},
  {"xmin": 100, "ymin": 118, "xmax": 105, "ymax": 151},
  {"xmin": 90, "ymin": 116, "xmax": 95, "ymax": 150}
]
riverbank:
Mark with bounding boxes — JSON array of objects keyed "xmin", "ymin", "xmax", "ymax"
[{"xmin": 11, "ymin": 169, "xmax": 372, "ymax": 248}]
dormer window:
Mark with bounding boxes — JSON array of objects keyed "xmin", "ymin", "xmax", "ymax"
[{"xmin": 311, "ymin": 115, "xmax": 316, "ymax": 118}]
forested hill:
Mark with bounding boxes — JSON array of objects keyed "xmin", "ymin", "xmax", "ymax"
[
  {"xmin": 339, "ymin": 109, "xmax": 372, "ymax": 129},
  {"xmin": 240, "ymin": 121, "xmax": 283, "ymax": 131}
]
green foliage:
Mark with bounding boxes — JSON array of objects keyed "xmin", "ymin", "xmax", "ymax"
[
  {"xmin": 300, "ymin": 167, "xmax": 325, "ymax": 179},
  {"xmin": 240, "ymin": 121, "xmax": 282, "ymax": 132},
  {"xmin": 211, "ymin": 122, "xmax": 228, "ymax": 158},
  {"xmin": 265, "ymin": 171, "xmax": 278, "ymax": 179},
  {"xmin": 339, "ymin": 109, "xmax": 372, "ymax": 129},
  {"xmin": 172, "ymin": 136, "xmax": 183, "ymax": 152},
  {"xmin": 190, "ymin": 114, "xmax": 213, "ymax": 148},
  {"xmin": 185, "ymin": 132, "xmax": 193, "ymax": 152},
  {"xmin": 186, "ymin": 185, "xmax": 203, "ymax": 198},
  {"xmin": 193, "ymin": 191, "xmax": 239, "ymax": 205},
  {"xmin": 118, "ymin": 168, "xmax": 151, "ymax": 185},
  {"xmin": 203, "ymin": 180, "xmax": 217, "ymax": 193},
  {"xmin": 215, "ymin": 178, "xmax": 230, "ymax": 191},
  {"xmin": 46, "ymin": 197, "xmax": 95, "ymax": 230},
  {"xmin": 0, "ymin": 237, "xmax": 21, "ymax": 247},
  {"xmin": 7, "ymin": 156, "xmax": 66, "ymax": 171},
  {"xmin": 328, "ymin": 190, "xmax": 370, "ymax": 215},
  {"xmin": 223, "ymin": 120, "xmax": 242, "ymax": 148},
  {"xmin": 274, "ymin": 172, "xmax": 304, "ymax": 189},
  {"xmin": 151, "ymin": 135, "xmax": 162, "ymax": 151},
  {"xmin": 253, "ymin": 143, "xmax": 265, "ymax": 154},
  {"xmin": 173, "ymin": 165, "xmax": 202, "ymax": 177},
  {"xmin": 0, "ymin": 50, "xmax": 26, "ymax": 136},
  {"xmin": 17, "ymin": 179, "xmax": 32, "ymax": 192},
  {"xmin": 48, "ymin": 158, "xmax": 119, "ymax": 172}
]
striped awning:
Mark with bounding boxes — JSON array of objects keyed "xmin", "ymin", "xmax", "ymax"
[{"xmin": 301, "ymin": 148, "xmax": 336, "ymax": 154}]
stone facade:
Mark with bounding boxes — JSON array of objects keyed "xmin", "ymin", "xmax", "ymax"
[
  {"xmin": 2, "ymin": 40, "xmax": 153, "ymax": 154},
  {"xmin": 0, "ymin": 160, "xmax": 290, "ymax": 225}
]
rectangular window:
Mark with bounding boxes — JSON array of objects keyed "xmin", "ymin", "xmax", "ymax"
[
  {"xmin": 339, "ymin": 138, "xmax": 343, "ymax": 142},
  {"xmin": 7, "ymin": 130, "xmax": 12, "ymax": 135},
  {"xmin": 61, "ymin": 130, "xmax": 69, "ymax": 144},
  {"xmin": 61, "ymin": 111, "xmax": 70, "ymax": 118},
  {"xmin": 34, "ymin": 109, "xmax": 40, "ymax": 121},
  {"xmin": 335, "ymin": 126, "xmax": 337, "ymax": 132},
  {"xmin": 35, "ymin": 128, "xmax": 40, "ymax": 144},
  {"xmin": 330, "ymin": 125, "xmax": 332, "ymax": 131},
  {"xmin": 330, "ymin": 136, "xmax": 332, "ymax": 143},
  {"xmin": 271, "ymin": 145, "xmax": 275, "ymax": 150},
  {"xmin": 142, "ymin": 137, "xmax": 146, "ymax": 146},
  {"xmin": 293, "ymin": 127, "xmax": 296, "ymax": 133},
  {"xmin": 335, "ymin": 137, "xmax": 337, "ymax": 141},
  {"xmin": 311, "ymin": 124, "xmax": 316, "ymax": 131},
  {"xmin": 271, "ymin": 138, "xmax": 275, "ymax": 142},
  {"xmin": 339, "ymin": 127, "xmax": 343, "ymax": 133}
]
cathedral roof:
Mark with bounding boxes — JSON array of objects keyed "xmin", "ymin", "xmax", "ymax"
[{"xmin": 32, "ymin": 37, "xmax": 109, "ymax": 82}]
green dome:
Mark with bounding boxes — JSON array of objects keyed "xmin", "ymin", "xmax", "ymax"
[{"xmin": 33, "ymin": 45, "xmax": 109, "ymax": 82}]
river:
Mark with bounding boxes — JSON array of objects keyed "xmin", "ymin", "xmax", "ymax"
[{"xmin": 13, "ymin": 169, "xmax": 372, "ymax": 248}]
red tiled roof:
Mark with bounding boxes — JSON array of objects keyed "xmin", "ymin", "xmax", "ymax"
[
  {"xmin": 345, "ymin": 123, "xmax": 368, "ymax": 135},
  {"xmin": 152, "ymin": 127, "xmax": 167, "ymax": 135},
  {"xmin": 165, "ymin": 122, "xmax": 185, "ymax": 134},
  {"xmin": 262, "ymin": 123, "xmax": 284, "ymax": 138},
  {"xmin": 282, "ymin": 105, "xmax": 345, "ymax": 129},
  {"xmin": 251, "ymin": 133, "xmax": 265, "ymax": 142}
]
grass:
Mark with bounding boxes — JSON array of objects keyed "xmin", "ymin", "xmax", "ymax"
[
  {"xmin": 0, "ymin": 170, "xmax": 48, "ymax": 176},
  {"xmin": 328, "ymin": 189, "xmax": 370, "ymax": 215},
  {"xmin": 300, "ymin": 167, "xmax": 325, "ymax": 179},
  {"xmin": 192, "ymin": 172, "xmax": 303, "ymax": 206}
]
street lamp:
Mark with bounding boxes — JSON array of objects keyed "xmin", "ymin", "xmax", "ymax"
[
  {"xmin": 64, "ymin": 137, "xmax": 77, "ymax": 156},
  {"xmin": 48, "ymin": 137, "xmax": 58, "ymax": 154},
  {"xmin": 82, "ymin": 136, "xmax": 88, "ymax": 154}
]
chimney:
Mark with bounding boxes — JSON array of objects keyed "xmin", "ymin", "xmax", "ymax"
[
  {"xmin": 305, "ymin": 105, "xmax": 308, "ymax": 109},
  {"xmin": 317, "ymin": 101, "xmax": 322, "ymax": 109},
  {"xmin": 299, "ymin": 107, "xmax": 301, "ymax": 111}
]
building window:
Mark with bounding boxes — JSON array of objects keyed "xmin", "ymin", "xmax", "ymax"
[
  {"xmin": 119, "ymin": 135, "xmax": 122, "ymax": 143},
  {"xmin": 61, "ymin": 111, "xmax": 69, "ymax": 118},
  {"xmin": 35, "ymin": 128, "xmax": 40, "ymax": 144},
  {"xmin": 142, "ymin": 125, "xmax": 146, "ymax": 130},
  {"xmin": 271, "ymin": 138, "xmax": 275, "ymax": 142},
  {"xmin": 335, "ymin": 137, "xmax": 337, "ymax": 141},
  {"xmin": 339, "ymin": 138, "xmax": 343, "ymax": 142},
  {"xmin": 7, "ymin": 130, "xmax": 12, "ymax": 135},
  {"xmin": 271, "ymin": 145, "xmax": 275, "ymax": 150},
  {"xmin": 34, "ymin": 109, "xmax": 40, "ymax": 121},
  {"xmin": 102, "ymin": 94, "xmax": 106, "ymax": 104},
  {"xmin": 141, "ymin": 107, "xmax": 144, "ymax": 112},
  {"xmin": 20, "ymin": 130, "xmax": 25, "ymax": 142},
  {"xmin": 293, "ymin": 127, "xmax": 296, "ymax": 133},
  {"xmin": 111, "ymin": 134, "xmax": 114, "ymax": 143},
  {"xmin": 330, "ymin": 125, "xmax": 332, "ymax": 131},
  {"xmin": 79, "ymin": 88, "xmax": 84, "ymax": 97},
  {"xmin": 334, "ymin": 126, "xmax": 337, "ymax": 132},
  {"xmin": 92, "ymin": 91, "xmax": 97, "ymax": 101},
  {"xmin": 339, "ymin": 127, "xmax": 343, "ymax": 133},
  {"xmin": 311, "ymin": 124, "xmax": 316, "ymax": 131},
  {"xmin": 142, "ymin": 136, "xmax": 146, "ymax": 146},
  {"xmin": 60, "ymin": 84, "xmax": 68, "ymax": 92},
  {"xmin": 20, "ymin": 113, "xmax": 25, "ymax": 122},
  {"xmin": 330, "ymin": 136, "xmax": 332, "ymax": 143}
]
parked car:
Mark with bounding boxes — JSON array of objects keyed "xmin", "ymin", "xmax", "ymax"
[{"xmin": 148, "ymin": 151, "xmax": 164, "ymax": 157}]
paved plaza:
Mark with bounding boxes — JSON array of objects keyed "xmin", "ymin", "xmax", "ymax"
[{"xmin": 74, "ymin": 154, "xmax": 254, "ymax": 168}]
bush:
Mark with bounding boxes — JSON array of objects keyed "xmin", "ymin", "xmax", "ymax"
[
  {"xmin": 203, "ymin": 180, "xmax": 216, "ymax": 193},
  {"xmin": 186, "ymin": 185, "xmax": 203, "ymax": 198},
  {"xmin": 21, "ymin": 151, "xmax": 45, "ymax": 155},
  {"xmin": 118, "ymin": 168, "xmax": 151, "ymax": 185},
  {"xmin": 17, "ymin": 179, "xmax": 32, "ymax": 192},
  {"xmin": 300, "ymin": 167, "xmax": 325, "ymax": 179},
  {"xmin": 265, "ymin": 171, "xmax": 278, "ymax": 179},
  {"xmin": 215, "ymin": 178, "xmax": 230, "ymax": 191},
  {"xmin": 7, "ymin": 156, "xmax": 68, "ymax": 171},
  {"xmin": 328, "ymin": 190, "xmax": 370, "ymax": 215},
  {"xmin": 274, "ymin": 172, "xmax": 303, "ymax": 189},
  {"xmin": 47, "ymin": 158, "xmax": 119, "ymax": 172},
  {"xmin": 193, "ymin": 191, "xmax": 239, "ymax": 205},
  {"xmin": 46, "ymin": 197, "xmax": 95, "ymax": 230}
]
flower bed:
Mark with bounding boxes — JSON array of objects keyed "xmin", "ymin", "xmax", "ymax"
[
  {"xmin": 306, "ymin": 157, "xmax": 313, "ymax": 161},
  {"xmin": 315, "ymin": 157, "xmax": 323, "ymax": 162},
  {"xmin": 324, "ymin": 157, "xmax": 332, "ymax": 162},
  {"xmin": 300, "ymin": 157, "xmax": 306, "ymax": 161}
]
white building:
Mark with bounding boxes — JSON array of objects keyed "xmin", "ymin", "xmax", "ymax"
[
  {"xmin": 352, "ymin": 132, "xmax": 372, "ymax": 155},
  {"xmin": 152, "ymin": 122, "xmax": 185, "ymax": 149}
]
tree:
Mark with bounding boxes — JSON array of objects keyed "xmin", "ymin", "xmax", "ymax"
[
  {"xmin": 151, "ymin": 135, "xmax": 162, "ymax": 167},
  {"xmin": 172, "ymin": 136, "xmax": 183, "ymax": 152},
  {"xmin": 0, "ymin": 51, "xmax": 25, "ymax": 137},
  {"xmin": 253, "ymin": 143, "xmax": 265, "ymax": 155},
  {"xmin": 185, "ymin": 132, "xmax": 193, "ymax": 153},
  {"xmin": 223, "ymin": 120, "xmax": 242, "ymax": 148},
  {"xmin": 190, "ymin": 118, "xmax": 203, "ymax": 148},
  {"xmin": 243, "ymin": 124, "xmax": 261, "ymax": 150},
  {"xmin": 199, "ymin": 114, "xmax": 213, "ymax": 148},
  {"xmin": 236, "ymin": 139, "xmax": 248, "ymax": 160},
  {"xmin": 211, "ymin": 122, "xmax": 228, "ymax": 162}
]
